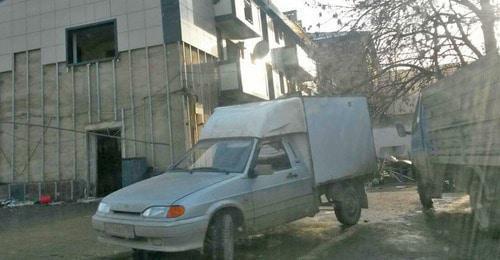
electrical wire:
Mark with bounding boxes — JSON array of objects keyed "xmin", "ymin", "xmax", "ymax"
[{"xmin": 0, "ymin": 121, "xmax": 170, "ymax": 146}]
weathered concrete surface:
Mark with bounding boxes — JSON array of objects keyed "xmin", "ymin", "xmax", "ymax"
[{"xmin": 0, "ymin": 185, "xmax": 499, "ymax": 259}]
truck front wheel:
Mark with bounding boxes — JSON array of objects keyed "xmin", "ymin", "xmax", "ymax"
[
  {"xmin": 333, "ymin": 185, "xmax": 361, "ymax": 226},
  {"xmin": 204, "ymin": 212, "xmax": 235, "ymax": 260}
]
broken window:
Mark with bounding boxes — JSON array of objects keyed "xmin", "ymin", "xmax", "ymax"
[
  {"xmin": 66, "ymin": 20, "xmax": 117, "ymax": 64},
  {"xmin": 244, "ymin": 0, "xmax": 253, "ymax": 24}
]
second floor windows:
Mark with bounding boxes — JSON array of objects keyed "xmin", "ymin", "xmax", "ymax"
[{"xmin": 244, "ymin": 0, "xmax": 253, "ymax": 24}]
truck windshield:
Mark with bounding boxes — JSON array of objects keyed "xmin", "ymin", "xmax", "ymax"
[{"xmin": 171, "ymin": 139, "xmax": 254, "ymax": 173}]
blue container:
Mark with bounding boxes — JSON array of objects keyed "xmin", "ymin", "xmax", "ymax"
[{"xmin": 121, "ymin": 157, "xmax": 148, "ymax": 187}]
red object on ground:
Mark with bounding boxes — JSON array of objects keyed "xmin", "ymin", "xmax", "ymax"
[{"xmin": 39, "ymin": 195, "xmax": 52, "ymax": 205}]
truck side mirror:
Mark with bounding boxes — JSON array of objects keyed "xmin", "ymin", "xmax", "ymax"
[{"xmin": 395, "ymin": 123, "xmax": 410, "ymax": 137}]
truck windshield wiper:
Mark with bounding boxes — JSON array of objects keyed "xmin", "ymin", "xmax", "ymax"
[{"xmin": 190, "ymin": 167, "xmax": 231, "ymax": 174}]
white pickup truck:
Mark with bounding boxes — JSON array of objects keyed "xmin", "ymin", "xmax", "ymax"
[{"xmin": 92, "ymin": 97, "xmax": 377, "ymax": 259}]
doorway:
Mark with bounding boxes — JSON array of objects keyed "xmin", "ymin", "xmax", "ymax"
[{"xmin": 94, "ymin": 128, "xmax": 122, "ymax": 197}]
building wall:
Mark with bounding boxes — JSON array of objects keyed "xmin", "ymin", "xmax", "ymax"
[
  {"xmin": 0, "ymin": 43, "xmax": 218, "ymax": 200},
  {"xmin": 162, "ymin": 0, "xmax": 218, "ymax": 57},
  {"xmin": 217, "ymin": 4, "xmax": 306, "ymax": 105},
  {"xmin": 312, "ymin": 32, "xmax": 377, "ymax": 95},
  {"xmin": 0, "ymin": 0, "xmax": 165, "ymax": 72},
  {"xmin": 0, "ymin": 0, "xmax": 220, "ymax": 201}
]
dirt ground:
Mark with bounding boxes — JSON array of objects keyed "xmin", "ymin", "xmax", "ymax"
[{"xmin": 0, "ymin": 184, "xmax": 499, "ymax": 259}]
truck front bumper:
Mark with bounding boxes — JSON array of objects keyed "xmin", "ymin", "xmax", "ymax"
[{"xmin": 92, "ymin": 214, "xmax": 210, "ymax": 252}]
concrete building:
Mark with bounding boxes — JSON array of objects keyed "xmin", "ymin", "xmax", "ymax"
[
  {"xmin": 310, "ymin": 31, "xmax": 417, "ymax": 160},
  {"xmin": 311, "ymin": 31, "xmax": 378, "ymax": 95},
  {"xmin": 0, "ymin": 0, "xmax": 316, "ymax": 201}
]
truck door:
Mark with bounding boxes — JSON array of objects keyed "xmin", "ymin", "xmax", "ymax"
[{"xmin": 249, "ymin": 138, "xmax": 314, "ymax": 231}]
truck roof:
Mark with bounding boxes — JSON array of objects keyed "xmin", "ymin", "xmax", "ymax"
[{"xmin": 200, "ymin": 97, "xmax": 307, "ymax": 140}]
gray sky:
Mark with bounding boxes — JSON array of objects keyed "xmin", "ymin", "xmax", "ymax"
[
  {"xmin": 274, "ymin": 0, "xmax": 487, "ymax": 49},
  {"xmin": 273, "ymin": 0, "xmax": 346, "ymax": 32}
]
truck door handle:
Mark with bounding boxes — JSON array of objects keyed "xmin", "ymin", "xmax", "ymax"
[{"xmin": 287, "ymin": 172, "xmax": 299, "ymax": 179}]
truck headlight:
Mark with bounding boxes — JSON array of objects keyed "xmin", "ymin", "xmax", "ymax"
[
  {"xmin": 143, "ymin": 206, "xmax": 185, "ymax": 218},
  {"xmin": 97, "ymin": 202, "xmax": 110, "ymax": 214}
]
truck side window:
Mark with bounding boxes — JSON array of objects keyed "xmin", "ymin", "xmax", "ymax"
[{"xmin": 255, "ymin": 142, "xmax": 292, "ymax": 174}]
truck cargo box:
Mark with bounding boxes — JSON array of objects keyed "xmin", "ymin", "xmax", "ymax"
[
  {"xmin": 303, "ymin": 97, "xmax": 376, "ymax": 185},
  {"xmin": 200, "ymin": 97, "xmax": 377, "ymax": 186}
]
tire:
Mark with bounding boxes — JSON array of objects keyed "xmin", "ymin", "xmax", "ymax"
[
  {"xmin": 204, "ymin": 212, "xmax": 235, "ymax": 260},
  {"xmin": 415, "ymin": 167, "xmax": 433, "ymax": 210},
  {"xmin": 417, "ymin": 183, "xmax": 434, "ymax": 210},
  {"xmin": 333, "ymin": 185, "xmax": 361, "ymax": 226}
]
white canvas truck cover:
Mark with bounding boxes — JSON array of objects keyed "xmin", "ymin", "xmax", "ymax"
[
  {"xmin": 200, "ymin": 97, "xmax": 377, "ymax": 185},
  {"xmin": 200, "ymin": 98, "xmax": 307, "ymax": 139}
]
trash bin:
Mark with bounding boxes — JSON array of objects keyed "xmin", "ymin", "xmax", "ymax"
[{"xmin": 121, "ymin": 157, "xmax": 148, "ymax": 187}]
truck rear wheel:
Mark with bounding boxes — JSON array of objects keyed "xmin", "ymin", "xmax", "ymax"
[
  {"xmin": 204, "ymin": 212, "xmax": 235, "ymax": 260},
  {"xmin": 417, "ymin": 184, "xmax": 434, "ymax": 210},
  {"xmin": 333, "ymin": 185, "xmax": 361, "ymax": 226},
  {"xmin": 416, "ymin": 167, "xmax": 433, "ymax": 210}
]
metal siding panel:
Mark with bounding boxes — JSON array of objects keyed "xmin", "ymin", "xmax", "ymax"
[{"xmin": 303, "ymin": 97, "xmax": 377, "ymax": 185}]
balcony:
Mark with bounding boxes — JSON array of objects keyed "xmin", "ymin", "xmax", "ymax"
[
  {"xmin": 219, "ymin": 59, "xmax": 269, "ymax": 103},
  {"xmin": 272, "ymin": 45, "xmax": 317, "ymax": 81},
  {"xmin": 214, "ymin": 0, "xmax": 261, "ymax": 39}
]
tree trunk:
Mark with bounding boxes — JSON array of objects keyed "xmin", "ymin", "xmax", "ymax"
[{"xmin": 480, "ymin": 0, "xmax": 498, "ymax": 56}]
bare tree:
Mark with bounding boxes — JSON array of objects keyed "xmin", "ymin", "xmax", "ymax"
[{"xmin": 307, "ymin": 0, "xmax": 499, "ymax": 117}]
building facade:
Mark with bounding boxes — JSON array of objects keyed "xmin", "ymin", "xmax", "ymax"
[
  {"xmin": 311, "ymin": 31, "xmax": 377, "ymax": 96},
  {"xmin": 0, "ymin": 0, "xmax": 316, "ymax": 201}
]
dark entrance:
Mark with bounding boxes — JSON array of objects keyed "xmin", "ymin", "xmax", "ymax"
[{"xmin": 95, "ymin": 128, "xmax": 122, "ymax": 197}]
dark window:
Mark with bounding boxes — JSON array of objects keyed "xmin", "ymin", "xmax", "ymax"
[
  {"xmin": 279, "ymin": 72, "xmax": 286, "ymax": 94},
  {"xmin": 274, "ymin": 24, "xmax": 280, "ymax": 44},
  {"xmin": 66, "ymin": 21, "xmax": 117, "ymax": 64},
  {"xmin": 266, "ymin": 64, "xmax": 275, "ymax": 99},
  {"xmin": 244, "ymin": 0, "xmax": 253, "ymax": 24},
  {"xmin": 254, "ymin": 141, "xmax": 291, "ymax": 175},
  {"xmin": 260, "ymin": 9, "xmax": 269, "ymax": 42},
  {"xmin": 225, "ymin": 39, "xmax": 240, "ymax": 61}
]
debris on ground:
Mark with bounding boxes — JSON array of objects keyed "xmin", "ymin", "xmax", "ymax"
[
  {"xmin": 1, "ymin": 199, "xmax": 35, "ymax": 208},
  {"xmin": 77, "ymin": 197, "xmax": 100, "ymax": 203},
  {"xmin": 39, "ymin": 195, "xmax": 52, "ymax": 205}
]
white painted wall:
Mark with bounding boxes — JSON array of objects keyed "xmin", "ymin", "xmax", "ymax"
[{"xmin": 179, "ymin": 0, "xmax": 218, "ymax": 56}]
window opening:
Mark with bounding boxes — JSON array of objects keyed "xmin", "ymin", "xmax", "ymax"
[
  {"xmin": 67, "ymin": 20, "xmax": 117, "ymax": 64},
  {"xmin": 244, "ymin": 0, "xmax": 253, "ymax": 24},
  {"xmin": 254, "ymin": 141, "xmax": 292, "ymax": 175}
]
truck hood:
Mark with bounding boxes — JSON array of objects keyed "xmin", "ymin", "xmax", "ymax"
[{"xmin": 102, "ymin": 171, "xmax": 234, "ymax": 213}]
